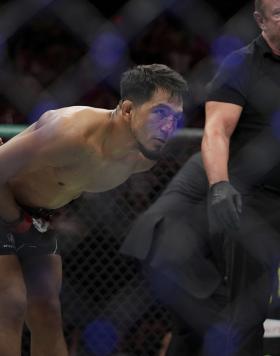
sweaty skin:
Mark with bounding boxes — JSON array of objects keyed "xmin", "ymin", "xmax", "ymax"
[{"xmin": 0, "ymin": 89, "xmax": 182, "ymax": 220}]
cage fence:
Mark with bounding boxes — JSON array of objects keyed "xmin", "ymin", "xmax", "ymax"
[{"xmin": 1, "ymin": 0, "xmax": 278, "ymax": 355}]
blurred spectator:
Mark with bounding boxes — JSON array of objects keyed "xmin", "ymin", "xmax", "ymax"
[
  {"xmin": 80, "ymin": 84, "xmax": 119, "ymax": 110},
  {"xmin": 0, "ymin": 96, "xmax": 25, "ymax": 124},
  {"xmin": 8, "ymin": 12, "xmax": 87, "ymax": 87},
  {"xmin": 130, "ymin": 13, "xmax": 209, "ymax": 76}
]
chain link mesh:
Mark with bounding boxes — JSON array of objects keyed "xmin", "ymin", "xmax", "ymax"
[
  {"xmin": 54, "ymin": 134, "xmax": 199, "ymax": 356},
  {"xmin": 1, "ymin": 0, "xmax": 278, "ymax": 355}
]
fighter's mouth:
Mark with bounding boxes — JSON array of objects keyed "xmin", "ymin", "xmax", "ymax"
[{"xmin": 154, "ymin": 137, "xmax": 166, "ymax": 144}]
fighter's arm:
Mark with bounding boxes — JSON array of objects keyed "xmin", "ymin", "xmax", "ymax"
[
  {"xmin": 0, "ymin": 120, "xmax": 85, "ymax": 223},
  {"xmin": 0, "ymin": 120, "xmax": 85, "ymax": 181},
  {"xmin": 0, "ymin": 136, "xmax": 23, "ymax": 224}
]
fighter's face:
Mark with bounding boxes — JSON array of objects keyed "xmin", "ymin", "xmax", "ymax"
[
  {"xmin": 256, "ymin": 0, "xmax": 280, "ymax": 48},
  {"xmin": 131, "ymin": 89, "xmax": 184, "ymax": 160}
]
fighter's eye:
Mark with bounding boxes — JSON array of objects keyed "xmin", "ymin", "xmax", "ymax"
[{"xmin": 153, "ymin": 108, "xmax": 169, "ymax": 118}]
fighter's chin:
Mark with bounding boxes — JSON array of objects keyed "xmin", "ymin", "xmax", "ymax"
[{"xmin": 138, "ymin": 142, "xmax": 163, "ymax": 161}]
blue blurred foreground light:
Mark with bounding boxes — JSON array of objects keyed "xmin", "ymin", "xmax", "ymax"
[{"xmin": 83, "ymin": 319, "xmax": 119, "ymax": 356}]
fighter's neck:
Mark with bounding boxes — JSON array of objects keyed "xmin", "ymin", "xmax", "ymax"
[{"xmin": 101, "ymin": 110, "xmax": 139, "ymax": 160}]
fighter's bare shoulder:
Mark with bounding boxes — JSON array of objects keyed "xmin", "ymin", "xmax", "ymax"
[
  {"xmin": 33, "ymin": 106, "xmax": 108, "ymax": 162},
  {"xmin": 36, "ymin": 106, "xmax": 103, "ymax": 138},
  {"xmin": 1, "ymin": 106, "xmax": 106, "ymax": 169}
]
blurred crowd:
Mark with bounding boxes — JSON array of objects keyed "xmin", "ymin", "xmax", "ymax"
[{"xmin": 0, "ymin": 7, "xmax": 210, "ymax": 127}]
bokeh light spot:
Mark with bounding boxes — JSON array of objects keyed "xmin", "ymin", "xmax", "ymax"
[
  {"xmin": 211, "ymin": 35, "xmax": 244, "ymax": 65},
  {"xmin": 90, "ymin": 32, "xmax": 126, "ymax": 69},
  {"xmin": 83, "ymin": 319, "xmax": 118, "ymax": 356}
]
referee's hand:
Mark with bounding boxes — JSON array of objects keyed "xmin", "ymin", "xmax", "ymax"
[{"xmin": 208, "ymin": 181, "xmax": 242, "ymax": 234}]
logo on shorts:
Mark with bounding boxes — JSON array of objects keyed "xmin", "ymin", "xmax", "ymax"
[
  {"xmin": 32, "ymin": 217, "xmax": 50, "ymax": 233},
  {"xmin": 3, "ymin": 232, "xmax": 15, "ymax": 249},
  {"xmin": 7, "ymin": 233, "xmax": 15, "ymax": 245}
]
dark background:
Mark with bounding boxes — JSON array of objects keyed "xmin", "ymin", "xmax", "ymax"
[{"xmin": 2, "ymin": 1, "xmax": 277, "ymax": 356}]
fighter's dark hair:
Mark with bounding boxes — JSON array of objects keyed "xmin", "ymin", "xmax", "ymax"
[{"xmin": 120, "ymin": 63, "xmax": 188, "ymax": 105}]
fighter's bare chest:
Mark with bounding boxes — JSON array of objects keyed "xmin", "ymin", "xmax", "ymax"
[{"xmin": 54, "ymin": 158, "xmax": 138, "ymax": 192}]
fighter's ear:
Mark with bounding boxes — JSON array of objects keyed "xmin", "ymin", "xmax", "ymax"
[
  {"xmin": 120, "ymin": 100, "xmax": 134, "ymax": 122},
  {"xmin": 254, "ymin": 11, "xmax": 265, "ymax": 30}
]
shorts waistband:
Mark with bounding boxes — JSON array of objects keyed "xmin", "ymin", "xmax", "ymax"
[{"xmin": 19, "ymin": 205, "xmax": 60, "ymax": 219}]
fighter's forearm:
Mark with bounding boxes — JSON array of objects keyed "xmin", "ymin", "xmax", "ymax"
[
  {"xmin": 201, "ymin": 131, "xmax": 230, "ymax": 186},
  {"xmin": 0, "ymin": 185, "xmax": 21, "ymax": 223}
]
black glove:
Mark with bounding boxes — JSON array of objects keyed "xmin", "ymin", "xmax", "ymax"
[{"xmin": 208, "ymin": 181, "xmax": 242, "ymax": 234}]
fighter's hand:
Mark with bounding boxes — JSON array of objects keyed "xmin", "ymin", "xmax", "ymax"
[
  {"xmin": 0, "ymin": 137, "xmax": 3, "ymax": 146},
  {"xmin": 207, "ymin": 181, "xmax": 242, "ymax": 234}
]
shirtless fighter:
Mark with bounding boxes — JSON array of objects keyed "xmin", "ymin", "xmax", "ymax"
[{"xmin": 0, "ymin": 64, "xmax": 187, "ymax": 356}]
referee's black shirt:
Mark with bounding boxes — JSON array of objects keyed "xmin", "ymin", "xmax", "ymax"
[{"xmin": 207, "ymin": 35, "xmax": 280, "ymax": 190}]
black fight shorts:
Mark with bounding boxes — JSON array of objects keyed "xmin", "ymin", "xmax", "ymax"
[{"xmin": 0, "ymin": 206, "xmax": 60, "ymax": 258}]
